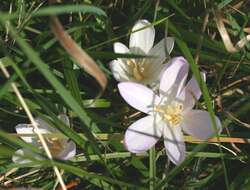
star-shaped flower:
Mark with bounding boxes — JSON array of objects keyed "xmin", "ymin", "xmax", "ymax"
[
  {"xmin": 12, "ymin": 114, "xmax": 76, "ymax": 164},
  {"xmin": 118, "ymin": 56, "xmax": 222, "ymax": 165},
  {"xmin": 110, "ymin": 19, "xmax": 174, "ymax": 85}
]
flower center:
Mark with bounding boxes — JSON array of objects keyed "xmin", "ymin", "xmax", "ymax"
[
  {"xmin": 154, "ymin": 102, "xmax": 184, "ymax": 126},
  {"xmin": 37, "ymin": 137, "xmax": 64, "ymax": 156},
  {"xmin": 126, "ymin": 60, "xmax": 145, "ymax": 81}
]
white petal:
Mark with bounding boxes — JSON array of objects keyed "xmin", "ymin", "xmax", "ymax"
[
  {"xmin": 143, "ymin": 37, "xmax": 174, "ymax": 85},
  {"xmin": 58, "ymin": 114, "xmax": 70, "ymax": 126},
  {"xmin": 182, "ymin": 110, "xmax": 222, "ymax": 140},
  {"xmin": 129, "ymin": 20, "xmax": 155, "ymax": 54},
  {"xmin": 118, "ymin": 82, "xmax": 160, "ymax": 114},
  {"xmin": 57, "ymin": 141, "xmax": 76, "ymax": 160},
  {"xmin": 149, "ymin": 37, "xmax": 174, "ymax": 58},
  {"xmin": 110, "ymin": 60, "xmax": 130, "ymax": 82},
  {"xmin": 12, "ymin": 149, "xmax": 31, "ymax": 164},
  {"xmin": 163, "ymin": 125, "xmax": 186, "ymax": 165},
  {"xmin": 148, "ymin": 39, "xmax": 168, "ymax": 65},
  {"xmin": 143, "ymin": 63, "xmax": 166, "ymax": 85},
  {"xmin": 165, "ymin": 37, "xmax": 175, "ymax": 54},
  {"xmin": 15, "ymin": 124, "xmax": 35, "ymax": 143},
  {"xmin": 35, "ymin": 117, "xmax": 55, "ymax": 132},
  {"xmin": 12, "ymin": 149, "xmax": 41, "ymax": 164},
  {"xmin": 114, "ymin": 42, "xmax": 130, "ymax": 54},
  {"xmin": 15, "ymin": 124, "xmax": 51, "ymax": 146},
  {"xmin": 159, "ymin": 57, "xmax": 189, "ymax": 96},
  {"xmin": 124, "ymin": 115, "xmax": 163, "ymax": 153}
]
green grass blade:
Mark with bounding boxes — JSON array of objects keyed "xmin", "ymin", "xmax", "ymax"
[
  {"xmin": 149, "ymin": 146, "xmax": 156, "ymax": 190},
  {"xmin": 32, "ymin": 5, "xmax": 106, "ymax": 17},
  {"xmin": 62, "ymin": 61, "xmax": 83, "ymax": 105}
]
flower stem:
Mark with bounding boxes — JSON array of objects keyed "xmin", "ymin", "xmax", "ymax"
[{"xmin": 149, "ymin": 146, "xmax": 156, "ymax": 190}]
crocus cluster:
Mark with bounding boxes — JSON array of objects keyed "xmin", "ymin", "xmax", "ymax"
[
  {"xmin": 110, "ymin": 20, "xmax": 222, "ymax": 165},
  {"xmin": 12, "ymin": 19, "xmax": 222, "ymax": 166}
]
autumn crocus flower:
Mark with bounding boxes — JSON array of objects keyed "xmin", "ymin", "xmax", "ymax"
[
  {"xmin": 110, "ymin": 19, "xmax": 174, "ymax": 85},
  {"xmin": 118, "ymin": 56, "xmax": 222, "ymax": 165},
  {"xmin": 12, "ymin": 114, "xmax": 76, "ymax": 164}
]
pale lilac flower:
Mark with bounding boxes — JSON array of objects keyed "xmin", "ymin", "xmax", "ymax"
[
  {"xmin": 110, "ymin": 19, "xmax": 174, "ymax": 85},
  {"xmin": 12, "ymin": 114, "xmax": 76, "ymax": 164},
  {"xmin": 118, "ymin": 56, "xmax": 222, "ymax": 165}
]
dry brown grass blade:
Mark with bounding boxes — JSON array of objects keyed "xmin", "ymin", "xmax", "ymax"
[
  {"xmin": 50, "ymin": 16, "xmax": 107, "ymax": 90},
  {"xmin": 93, "ymin": 134, "xmax": 250, "ymax": 144},
  {"xmin": 214, "ymin": 11, "xmax": 250, "ymax": 53},
  {"xmin": 14, "ymin": 133, "xmax": 250, "ymax": 144}
]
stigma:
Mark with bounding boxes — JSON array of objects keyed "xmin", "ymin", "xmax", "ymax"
[{"xmin": 154, "ymin": 101, "xmax": 184, "ymax": 126}]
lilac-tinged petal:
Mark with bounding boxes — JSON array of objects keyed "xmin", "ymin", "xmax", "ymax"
[
  {"xmin": 185, "ymin": 72, "xmax": 206, "ymax": 100},
  {"xmin": 182, "ymin": 110, "xmax": 222, "ymax": 140},
  {"xmin": 57, "ymin": 141, "xmax": 76, "ymax": 160},
  {"xmin": 181, "ymin": 72, "xmax": 206, "ymax": 111},
  {"xmin": 181, "ymin": 91, "xmax": 195, "ymax": 112},
  {"xmin": 163, "ymin": 124, "xmax": 186, "ymax": 165},
  {"xmin": 118, "ymin": 82, "xmax": 159, "ymax": 114},
  {"xmin": 160, "ymin": 57, "xmax": 189, "ymax": 96},
  {"xmin": 186, "ymin": 72, "xmax": 206, "ymax": 100},
  {"xmin": 124, "ymin": 115, "xmax": 163, "ymax": 153},
  {"xmin": 110, "ymin": 60, "xmax": 130, "ymax": 82},
  {"xmin": 129, "ymin": 20, "xmax": 155, "ymax": 54}
]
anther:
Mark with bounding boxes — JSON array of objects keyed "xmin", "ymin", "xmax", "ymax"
[{"xmin": 154, "ymin": 102, "xmax": 184, "ymax": 126}]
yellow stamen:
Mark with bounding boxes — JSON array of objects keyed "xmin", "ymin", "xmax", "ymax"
[
  {"xmin": 126, "ymin": 60, "xmax": 145, "ymax": 81},
  {"xmin": 37, "ymin": 137, "xmax": 64, "ymax": 156},
  {"xmin": 154, "ymin": 102, "xmax": 184, "ymax": 126}
]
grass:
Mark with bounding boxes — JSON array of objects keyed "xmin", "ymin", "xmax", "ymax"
[{"xmin": 0, "ymin": 0, "xmax": 250, "ymax": 189}]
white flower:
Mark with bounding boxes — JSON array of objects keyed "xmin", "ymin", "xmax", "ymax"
[
  {"xmin": 118, "ymin": 56, "xmax": 222, "ymax": 165},
  {"xmin": 12, "ymin": 114, "xmax": 76, "ymax": 164},
  {"xmin": 110, "ymin": 19, "xmax": 174, "ymax": 85}
]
